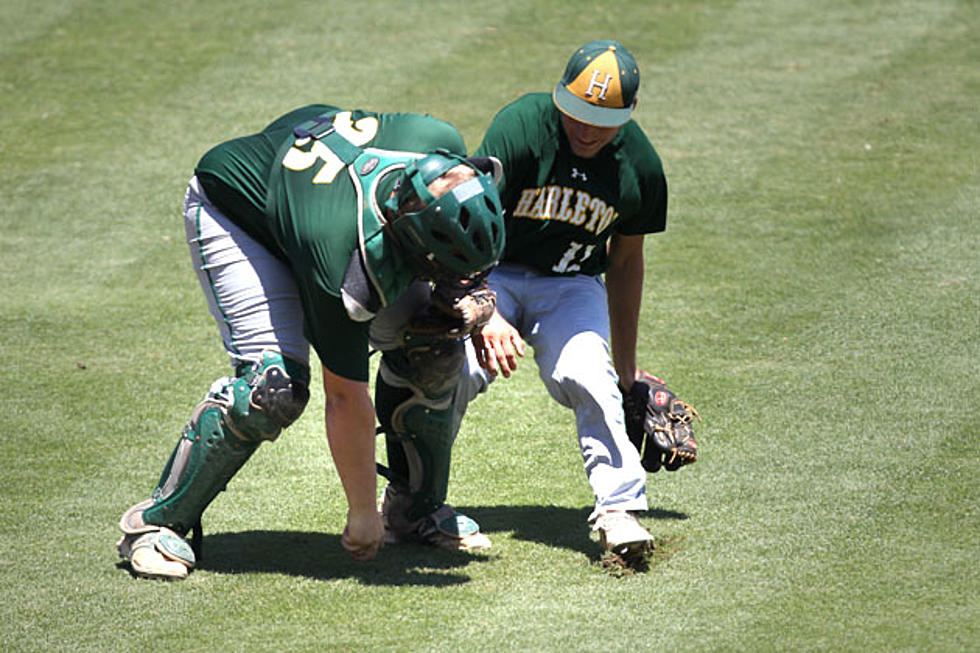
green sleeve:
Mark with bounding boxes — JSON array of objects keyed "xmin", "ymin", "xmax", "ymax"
[
  {"xmin": 613, "ymin": 170, "xmax": 667, "ymax": 236},
  {"xmin": 302, "ymin": 285, "xmax": 371, "ymax": 382},
  {"xmin": 613, "ymin": 123, "xmax": 668, "ymax": 237}
]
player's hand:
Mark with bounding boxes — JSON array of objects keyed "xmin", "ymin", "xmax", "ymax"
[
  {"xmin": 341, "ymin": 507, "xmax": 384, "ymax": 561},
  {"xmin": 473, "ymin": 310, "xmax": 524, "ymax": 378}
]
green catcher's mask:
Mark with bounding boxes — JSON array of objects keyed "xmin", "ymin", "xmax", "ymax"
[{"xmin": 385, "ymin": 150, "xmax": 504, "ymax": 280}]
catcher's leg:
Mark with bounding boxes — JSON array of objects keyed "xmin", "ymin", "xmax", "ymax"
[
  {"xmin": 374, "ymin": 343, "xmax": 490, "ymax": 551},
  {"xmin": 116, "ymin": 179, "xmax": 311, "ymax": 579},
  {"xmin": 117, "ymin": 351, "xmax": 310, "ymax": 579}
]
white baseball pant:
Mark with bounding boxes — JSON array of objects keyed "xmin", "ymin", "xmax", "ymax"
[{"xmin": 454, "ymin": 262, "xmax": 648, "ymax": 514}]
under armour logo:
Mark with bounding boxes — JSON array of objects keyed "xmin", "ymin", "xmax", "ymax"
[
  {"xmin": 571, "ymin": 167, "xmax": 588, "ymax": 181},
  {"xmin": 585, "ymin": 69, "xmax": 613, "ymax": 100}
]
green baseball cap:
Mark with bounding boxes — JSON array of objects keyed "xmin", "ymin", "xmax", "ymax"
[{"xmin": 553, "ymin": 40, "xmax": 640, "ymax": 128}]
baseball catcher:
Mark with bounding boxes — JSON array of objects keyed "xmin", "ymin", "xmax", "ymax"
[
  {"xmin": 114, "ymin": 104, "xmax": 505, "ymax": 580},
  {"xmin": 621, "ymin": 371, "xmax": 700, "ymax": 472}
]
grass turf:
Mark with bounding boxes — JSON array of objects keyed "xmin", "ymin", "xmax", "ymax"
[{"xmin": 1, "ymin": 0, "xmax": 977, "ymax": 650}]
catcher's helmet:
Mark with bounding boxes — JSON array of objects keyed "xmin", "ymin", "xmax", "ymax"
[{"xmin": 386, "ymin": 150, "xmax": 504, "ymax": 279}]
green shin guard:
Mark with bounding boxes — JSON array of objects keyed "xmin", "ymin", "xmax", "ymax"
[
  {"xmin": 141, "ymin": 351, "xmax": 311, "ymax": 535},
  {"xmin": 376, "ymin": 346, "xmax": 462, "ymax": 523},
  {"xmin": 141, "ymin": 402, "xmax": 260, "ymax": 534},
  {"xmin": 377, "ymin": 380, "xmax": 455, "ymax": 521}
]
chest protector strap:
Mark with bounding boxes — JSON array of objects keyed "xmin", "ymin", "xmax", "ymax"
[{"xmin": 294, "ymin": 113, "xmax": 419, "ymax": 313}]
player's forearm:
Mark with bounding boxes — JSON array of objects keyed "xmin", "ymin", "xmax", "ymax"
[
  {"xmin": 324, "ymin": 401, "xmax": 378, "ymax": 512},
  {"xmin": 321, "ymin": 374, "xmax": 378, "ymax": 513},
  {"xmin": 607, "ymin": 278, "xmax": 642, "ymax": 386},
  {"xmin": 606, "ymin": 245, "xmax": 645, "ymax": 390}
]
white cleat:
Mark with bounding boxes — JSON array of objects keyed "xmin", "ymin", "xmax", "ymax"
[{"xmin": 591, "ymin": 511, "xmax": 655, "ymax": 558}]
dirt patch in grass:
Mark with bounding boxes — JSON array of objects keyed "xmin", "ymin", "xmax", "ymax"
[{"xmin": 597, "ymin": 535, "xmax": 686, "ymax": 577}]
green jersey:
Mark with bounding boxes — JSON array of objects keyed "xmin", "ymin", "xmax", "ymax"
[
  {"xmin": 474, "ymin": 93, "xmax": 666, "ymax": 276},
  {"xmin": 193, "ymin": 104, "xmax": 466, "ymax": 381}
]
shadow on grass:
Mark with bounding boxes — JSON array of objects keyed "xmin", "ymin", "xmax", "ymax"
[
  {"xmin": 194, "ymin": 529, "xmax": 489, "ymax": 586},
  {"xmin": 464, "ymin": 504, "xmax": 688, "ymax": 557},
  {"xmin": 184, "ymin": 504, "xmax": 687, "ymax": 584}
]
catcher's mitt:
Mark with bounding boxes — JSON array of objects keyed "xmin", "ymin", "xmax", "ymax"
[
  {"xmin": 403, "ymin": 278, "xmax": 497, "ymax": 341},
  {"xmin": 622, "ymin": 371, "xmax": 700, "ymax": 472}
]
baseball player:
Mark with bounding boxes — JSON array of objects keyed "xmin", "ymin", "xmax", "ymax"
[
  {"xmin": 453, "ymin": 40, "xmax": 692, "ymax": 558},
  {"xmin": 115, "ymin": 103, "xmax": 504, "ymax": 580}
]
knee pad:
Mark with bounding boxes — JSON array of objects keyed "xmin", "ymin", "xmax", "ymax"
[
  {"xmin": 384, "ymin": 336, "xmax": 465, "ymax": 400},
  {"xmin": 139, "ymin": 351, "xmax": 310, "ymax": 534},
  {"xmin": 376, "ymin": 342, "xmax": 464, "ymax": 521},
  {"xmin": 223, "ymin": 350, "xmax": 311, "ymax": 441}
]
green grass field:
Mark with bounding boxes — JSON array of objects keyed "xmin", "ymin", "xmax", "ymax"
[{"xmin": 2, "ymin": 1, "xmax": 978, "ymax": 650}]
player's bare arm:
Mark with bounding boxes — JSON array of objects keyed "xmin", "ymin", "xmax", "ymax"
[
  {"xmin": 605, "ymin": 232, "xmax": 645, "ymax": 392},
  {"xmin": 321, "ymin": 365, "xmax": 385, "ymax": 561},
  {"xmin": 472, "ymin": 308, "xmax": 524, "ymax": 378}
]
